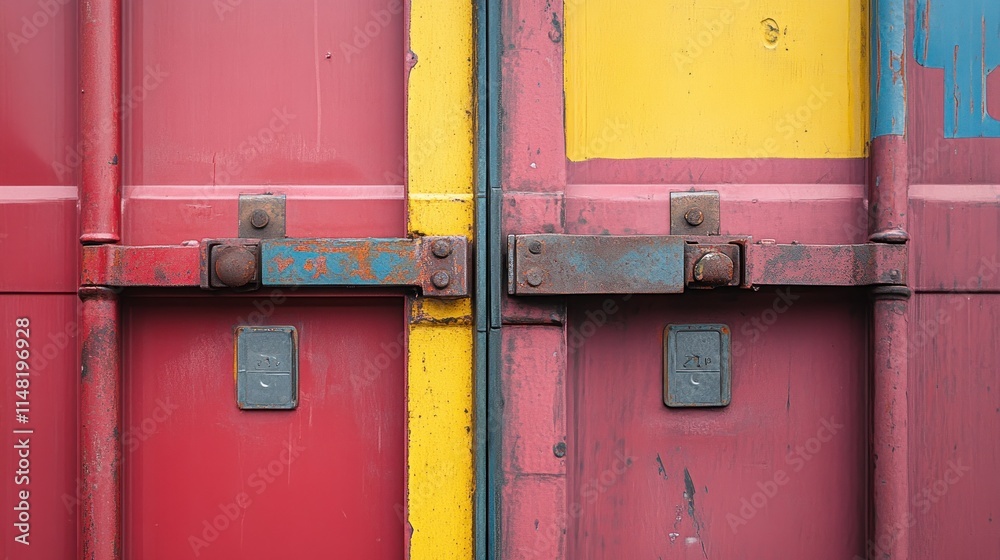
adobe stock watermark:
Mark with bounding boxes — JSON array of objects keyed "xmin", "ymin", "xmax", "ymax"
[
  {"xmin": 213, "ymin": 0, "xmax": 244, "ymax": 22},
  {"xmin": 908, "ymin": 255, "xmax": 999, "ymax": 356},
  {"xmin": 567, "ymin": 294, "xmax": 632, "ymax": 353},
  {"xmin": 528, "ymin": 450, "xmax": 634, "ymax": 556},
  {"xmin": 340, "ymin": 0, "xmax": 403, "ymax": 63},
  {"xmin": 61, "ymin": 397, "xmax": 180, "ymax": 514},
  {"xmin": 209, "ymin": 107, "xmax": 296, "ymax": 185},
  {"xmin": 730, "ymin": 85, "xmax": 833, "ymax": 183},
  {"xmin": 51, "ymin": 64, "xmax": 170, "ymax": 182},
  {"xmin": 188, "ymin": 440, "xmax": 306, "ymax": 556},
  {"xmin": 727, "ymin": 416, "xmax": 844, "ymax": 533},
  {"xmin": 673, "ymin": 0, "xmax": 751, "ymax": 71},
  {"xmin": 731, "ymin": 287, "xmax": 799, "ymax": 357},
  {"xmin": 6, "ymin": 0, "xmax": 70, "ymax": 54},
  {"xmin": 350, "ymin": 331, "xmax": 405, "ymax": 389},
  {"xmin": 855, "ymin": 458, "xmax": 970, "ymax": 560}
]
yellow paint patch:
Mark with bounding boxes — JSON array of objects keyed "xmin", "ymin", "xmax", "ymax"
[
  {"xmin": 565, "ymin": 0, "xmax": 869, "ymax": 160},
  {"xmin": 406, "ymin": 0, "xmax": 475, "ymax": 558}
]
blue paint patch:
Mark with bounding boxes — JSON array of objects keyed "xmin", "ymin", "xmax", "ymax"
[
  {"xmin": 914, "ymin": 0, "xmax": 1000, "ymax": 138},
  {"xmin": 261, "ymin": 240, "xmax": 413, "ymax": 286},
  {"xmin": 872, "ymin": 0, "xmax": 907, "ymax": 137}
]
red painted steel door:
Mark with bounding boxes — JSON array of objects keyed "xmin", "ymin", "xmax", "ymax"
[
  {"xmin": 494, "ymin": 0, "xmax": 998, "ymax": 558},
  {"xmin": 118, "ymin": 3, "xmax": 407, "ymax": 558}
]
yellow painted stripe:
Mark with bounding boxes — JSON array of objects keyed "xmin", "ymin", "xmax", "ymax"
[
  {"xmin": 406, "ymin": 0, "xmax": 475, "ymax": 558},
  {"xmin": 565, "ymin": 0, "xmax": 869, "ymax": 160}
]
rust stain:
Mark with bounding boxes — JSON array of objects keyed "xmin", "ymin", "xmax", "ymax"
[
  {"xmin": 273, "ymin": 256, "xmax": 294, "ymax": 273},
  {"xmin": 312, "ymin": 255, "xmax": 328, "ymax": 279}
]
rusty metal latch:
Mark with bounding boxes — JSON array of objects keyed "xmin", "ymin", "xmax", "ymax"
[
  {"xmin": 507, "ymin": 189, "xmax": 907, "ymax": 295},
  {"xmin": 82, "ymin": 236, "xmax": 470, "ymax": 297},
  {"xmin": 507, "ymin": 234, "xmax": 907, "ymax": 295}
]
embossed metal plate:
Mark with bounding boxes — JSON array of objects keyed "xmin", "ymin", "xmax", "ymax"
[
  {"xmin": 236, "ymin": 326, "xmax": 298, "ymax": 410},
  {"xmin": 664, "ymin": 324, "xmax": 731, "ymax": 407}
]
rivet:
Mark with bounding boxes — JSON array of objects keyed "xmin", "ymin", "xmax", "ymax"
[
  {"xmin": 684, "ymin": 207, "xmax": 705, "ymax": 227},
  {"xmin": 525, "ymin": 268, "xmax": 544, "ymax": 287},
  {"xmin": 431, "ymin": 271, "xmax": 451, "ymax": 289},
  {"xmin": 528, "ymin": 240, "xmax": 543, "ymax": 254},
  {"xmin": 431, "ymin": 239, "xmax": 452, "ymax": 258},
  {"xmin": 250, "ymin": 209, "xmax": 270, "ymax": 229},
  {"xmin": 553, "ymin": 442, "xmax": 567, "ymax": 458}
]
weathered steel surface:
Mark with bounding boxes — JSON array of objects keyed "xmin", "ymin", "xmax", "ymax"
[
  {"xmin": 567, "ymin": 293, "xmax": 868, "ymax": 558},
  {"xmin": 508, "ymin": 234, "xmax": 686, "ymax": 295},
  {"xmin": 79, "ymin": 287, "xmax": 122, "ymax": 560},
  {"xmin": 669, "ymin": 191, "xmax": 720, "ymax": 235},
  {"xmin": 870, "ymin": 286, "xmax": 911, "ymax": 560},
  {"xmin": 123, "ymin": 298, "xmax": 404, "ymax": 559},
  {"xmin": 80, "ymin": 0, "xmax": 122, "ymax": 244},
  {"xmin": 749, "ymin": 243, "xmax": 907, "ymax": 287},
  {"xmin": 237, "ymin": 194, "xmax": 286, "ymax": 239},
  {"xmin": 81, "ymin": 244, "xmax": 202, "ymax": 287},
  {"xmin": 262, "ymin": 236, "xmax": 469, "ymax": 297}
]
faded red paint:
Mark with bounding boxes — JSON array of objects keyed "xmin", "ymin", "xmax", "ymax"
[
  {"xmin": 81, "ymin": 244, "xmax": 202, "ymax": 287},
  {"xmin": 79, "ymin": 287, "xmax": 122, "ymax": 560},
  {"xmin": 79, "ymin": 0, "xmax": 122, "ymax": 244}
]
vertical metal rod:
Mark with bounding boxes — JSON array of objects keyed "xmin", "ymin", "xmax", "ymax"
[
  {"xmin": 80, "ymin": 0, "xmax": 123, "ymax": 557},
  {"xmin": 869, "ymin": 1, "xmax": 910, "ymax": 558},
  {"xmin": 79, "ymin": 287, "xmax": 122, "ymax": 560},
  {"xmin": 80, "ymin": 0, "xmax": 122, "ymax": 243}
]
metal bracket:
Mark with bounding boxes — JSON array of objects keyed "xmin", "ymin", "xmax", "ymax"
[
  {"xmin": 82, "ymin": 236, "xmax": 470, "ymax": 297},
  {"xmin": 507, "ymin": 234, "xmax": 907, "ymax": 295},
  {"xmin": 261, "ymin": 236, "xmax": 469, "ymax": 297},
  {"xmin": 670, "ymin": 191, "xmax": 720, "ymax": 235},
  {"xmin": 238, "ymin": 194, "xmax": 286, "ymax": 239},
  {"xmin": 507, "ymin": 234, "xmax": 747, "ymax": 295}
]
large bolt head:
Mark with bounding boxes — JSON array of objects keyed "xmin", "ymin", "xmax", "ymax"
[
  {"xmin": 693, "ymin": 252, "xmax": 734, "ymax": 286},
  {"xmin": 215, "ymin": 246, "xmax": 257, "ymax": 288}
]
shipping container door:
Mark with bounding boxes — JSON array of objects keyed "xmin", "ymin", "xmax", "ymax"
[
  {"xmin": 4, "ymin": 1, "xmax": 477, "ymax": 559},
  {"xmin": 493, "ymin": 0, "xmax": 995, "ymax": 558},
  {"xmin": 1, "ymin": 1, "xmax": 81, "ymax": 558}
]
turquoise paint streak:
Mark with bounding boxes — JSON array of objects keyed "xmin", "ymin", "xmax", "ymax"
[
  {"xmin": 914, "ymin": 0, "xmax": 1000, "ymax": 138},
  {"xmin": 872, "ymin": 0, "xmax": 907, "ymax": 137}
]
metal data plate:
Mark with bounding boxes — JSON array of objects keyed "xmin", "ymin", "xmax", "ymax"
[
  {"xmin": 236, "ymin": 326, "xmax": 298, "ymax": 410},
  {"xmin": 664, "ymin": 324, "xmax": 731, "ymax": 407}
]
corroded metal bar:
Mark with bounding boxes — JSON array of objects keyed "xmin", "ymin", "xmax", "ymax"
[
  {"xmin": 261, "ymin": 236, "xmax": 469, "ymax": 297},
  {"xmin": 81, "ymin": 244, "xmax": 202, "ymax": 287},
  {"xmin": 80, "ymin": 0, "xmax": 122, "ymax": 244},
  {"xmin": 748, "ymin": 243, "xmax": 907, "ymax": 287},
  {"xmin": 79, "ymin": 287, "xmax": 122, "ymax": 560},
  {"xmin": 869, "ymin": 1, "xmax": 910, "ymax": 558}
]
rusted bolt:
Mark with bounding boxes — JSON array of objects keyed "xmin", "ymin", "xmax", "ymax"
[
  {"xmin": 553, "ymin": 442, "xmax": 567, "ymax": 458},
  {"xmin": 684, "ymin": 207, "xmax": 705, "ymax": 227},
  {"xmin": 431, "ymin": 271, "xmax": 451, "ymax": 289},
  {"xmin": 693, "ymin": 252, "xmax": 735, "ymax": 286},
  {"xmin": 525, "ymin": 268, "xmax": 545, "ymax": 287},
  {"xmin": 214, "ymin": 246, "xmax": 257, "ymax": 288},
  {"xmin": 889, "ymin": 269, "xmax": 901, "ymax": 282},
  {"xmin": 528, "ymin": 240, "xmax": 543, "ymax": 254},
  {"xmin": 431, "ymin": 239, "xmax": 452, "ymax": 258},
  {"xmin": 250, "ymin": 209, "xmax": 270, "ymax": 229}
]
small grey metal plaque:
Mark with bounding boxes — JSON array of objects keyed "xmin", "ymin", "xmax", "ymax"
[
  {"xmin": 664, "ymin": 324, "xmax": 731, "ymax": 407},
  {"xmin": 236, "ymin": 326, "xmax": 298, "ymax": 410}
]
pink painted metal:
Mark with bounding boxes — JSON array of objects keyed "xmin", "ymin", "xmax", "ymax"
[{"xmin": 495, "ymin": 1, "xmax": 994, "ymax": 559}]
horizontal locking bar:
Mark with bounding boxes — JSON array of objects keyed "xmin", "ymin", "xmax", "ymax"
[
  {"xmin": 507, "ymin": 234, "xmax": 907, "ymax": 295},
  {"xmin": 81, "ymin": 236, "xmax": 470, "ymax": 297},
  {"xmin": 261, "ymin": 237, "xmax": 468, "ymax": 297},
  {"xmin": 748, "ymin": 242, "xmax": 906, "ymax": 286}
]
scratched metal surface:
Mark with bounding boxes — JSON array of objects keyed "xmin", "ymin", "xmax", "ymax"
[{"xmin": 565, "ymin": 292, "xmax": 868, "ymax": 559}]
